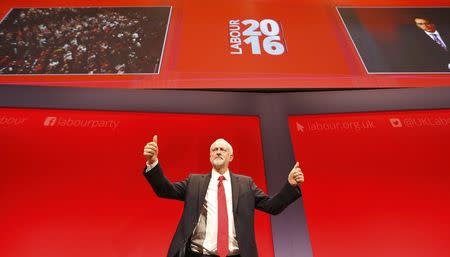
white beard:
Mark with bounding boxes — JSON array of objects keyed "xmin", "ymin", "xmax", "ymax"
[{"xmin": 212, "ymin": 158, "xmax": 225, "ymax": 166}]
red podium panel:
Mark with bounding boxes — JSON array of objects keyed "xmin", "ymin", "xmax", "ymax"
[
  {"xmin": 289, "ymin": 110, "xmax": 450, "ymax": 257},
  {"xmin": 0, "ymin": 108, "xmax": 274, "ymax": 257}
]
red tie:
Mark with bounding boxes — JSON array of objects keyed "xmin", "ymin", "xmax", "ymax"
[{"xmin": 217, "ymin": 175, "xmax": 229, "ymax": 257}]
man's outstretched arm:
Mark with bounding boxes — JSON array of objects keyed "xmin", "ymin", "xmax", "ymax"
[
  {"xmin": 253, "ymin": 162, "xmax": 304, "ymax": 215},
  {"xmin": 143, "ymin": 135, "xmax": 187, "ymax": 201}
]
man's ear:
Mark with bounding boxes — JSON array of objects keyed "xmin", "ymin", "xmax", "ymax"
[{"xmin": 229, "ymin": 154, "xmax": 234, "ymax": 162}]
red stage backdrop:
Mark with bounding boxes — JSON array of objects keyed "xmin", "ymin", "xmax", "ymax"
[
  {"xmin": 289, "ymin": 109, "xmax": 450, "ymax": 257},
  {"xmin": 0, "ymin": 0, "xmax": 449, "ymax": 88},
  {"xmin": 0, "ymin": 108, "xmax": 274, "ymax": 257}
]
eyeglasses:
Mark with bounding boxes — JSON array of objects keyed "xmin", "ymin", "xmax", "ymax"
[{"xmin": 416, "ymin": 22, "xmax": 433, "ymax": 26}]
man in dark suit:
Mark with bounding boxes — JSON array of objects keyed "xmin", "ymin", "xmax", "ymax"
[
  {"xmin": 396, "ymin": 16, "xmax": 450, "ymax": 72},
  {"xmin": 143, "ymin": 135, "xmax": 304, "ymax": 257}
]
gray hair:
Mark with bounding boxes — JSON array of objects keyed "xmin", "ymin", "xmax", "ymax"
[{"xmin": 210, "ymin": 138, "xmax": 233, "ymax": 155}]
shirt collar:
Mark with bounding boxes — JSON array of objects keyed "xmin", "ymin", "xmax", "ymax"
[
  {"xmin": 425, "ymin": 30, "xmax": 440, "ymax": 36},
  {"xmin": 211, "ymin": 168, "xmax": 231, "ymax": 182}
]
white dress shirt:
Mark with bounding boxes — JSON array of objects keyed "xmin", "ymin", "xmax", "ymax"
[{"xmin": 194, "ymin": 169, "xmax": 239, "ymax": 255}]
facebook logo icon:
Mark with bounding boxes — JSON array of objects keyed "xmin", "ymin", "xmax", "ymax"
[{"xmin": 43, "ymin": 117, "xmax": 57, "ymax": 126}]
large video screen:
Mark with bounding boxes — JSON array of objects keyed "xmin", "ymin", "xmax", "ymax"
[
  {"xmin": 1, "ymin": 1, "xmax": 450, "ymax": 88},
  {"xmin": 338, "ymin": 7, "xmax": 450, "ymax": 73},
  {"xmin": 0, "ymin": 7, "xmax": 171, "ymax": 74},
  {"xmin": 289, "ymin": 109, "xmax": 450, "ymax": 257},
  {"xmin": 0, "ymin": 108, "xmax": 274, "ymax": 257}
]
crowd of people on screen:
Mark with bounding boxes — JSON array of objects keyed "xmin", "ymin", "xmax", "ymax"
[{"xmin": 0, "ymin": 8, "xmax": 167, "ymax": 74}]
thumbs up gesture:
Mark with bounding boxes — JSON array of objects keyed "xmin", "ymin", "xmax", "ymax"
[
  {"xmin": 288, "ymin": 162, "xmax": 304, "ymax": 186},
  {"xmin": 143, "ymin": 135, "xmax": 158, "ymax": 164}
]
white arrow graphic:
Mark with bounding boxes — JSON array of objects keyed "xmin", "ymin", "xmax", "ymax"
[{"xmin": 296, "ymin": 122, "xmax": 304, "ymax": 132}]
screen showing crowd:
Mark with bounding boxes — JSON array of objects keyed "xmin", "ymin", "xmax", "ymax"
[{"xmin": 0, "ymin": 7, "xmax": 171, "ymax": 75}]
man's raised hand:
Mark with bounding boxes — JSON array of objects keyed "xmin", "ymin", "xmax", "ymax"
[
  {"xmin": 143, "ymin": 135, "xmax": 158, "ymax": 164},
  {"xmin": 288, "ymin": 162, "xmax": 304, "ymax": 186}
]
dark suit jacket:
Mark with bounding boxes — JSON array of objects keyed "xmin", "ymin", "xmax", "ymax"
[
  {"xmin": 395, "ymin": 26, "xmax": 450, "ymax": 72},
  {"xmin": 144, "ymin": 164, "xmax": 302, "ymax": 257}
]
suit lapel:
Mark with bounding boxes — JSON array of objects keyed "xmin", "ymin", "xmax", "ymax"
[
  {"xmin": 439, "ymin": 30, "xmax": 450, "ymax": 52},
  {"xmin": 197, "ymin": 173, "xmax": 211, "ymax": 213},
  {"xmin": 230, "ymin": 172, "xmax": 240, "ymax": 214}
]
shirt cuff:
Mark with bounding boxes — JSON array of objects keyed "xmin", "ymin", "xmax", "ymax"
[{"xmin": 145, "ymin": 160, "xmax": 159, "ymax": 173}]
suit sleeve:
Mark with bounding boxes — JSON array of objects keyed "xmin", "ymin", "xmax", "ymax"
[
  {"xmin": 251, "ymin": 179, "xmax": 302, "ymax": 215},
  {"xmin": 143, "ymin": 163, "xmax": 188, "ymax": 201}
]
